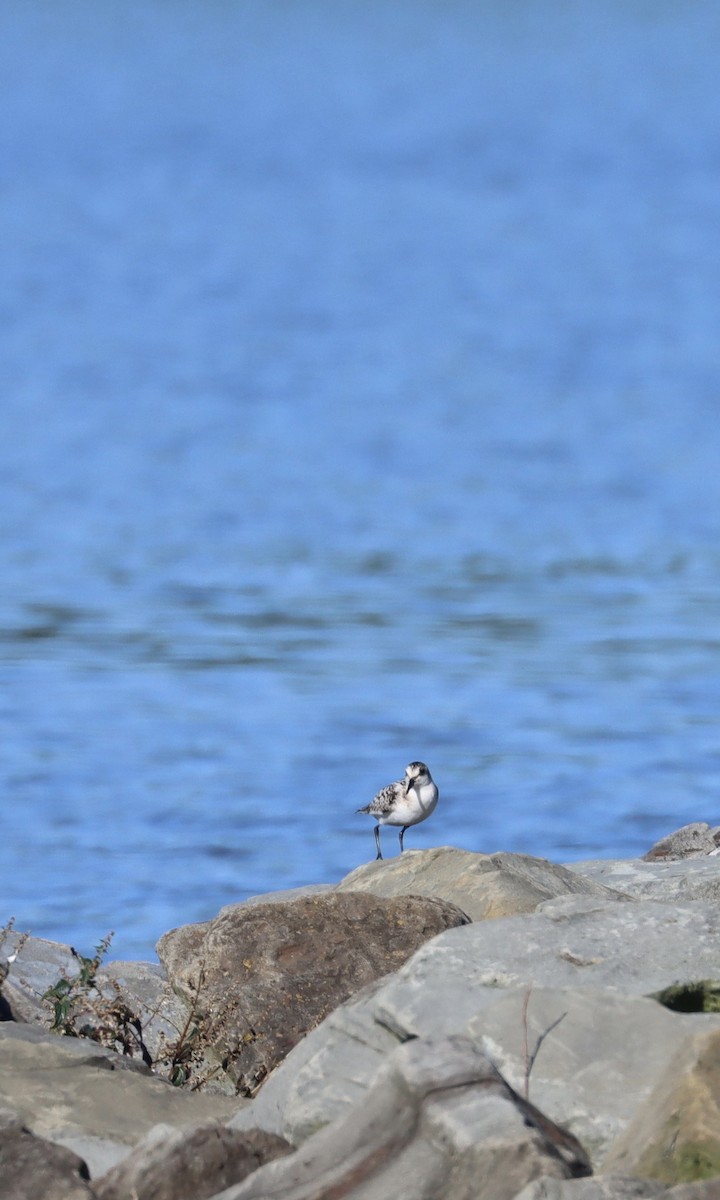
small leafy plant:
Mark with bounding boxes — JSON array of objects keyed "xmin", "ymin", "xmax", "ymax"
[
  {"xmin": 10, "ymin": 923, "xmax": 230, "ymax": 1089},
  {"xmin": 40, "ymin": 933, "xmax": 152, "ymax": 1067},
  {"xmin": 43, "ymin": 932, "xmax": 115, "ymax": 1034}
]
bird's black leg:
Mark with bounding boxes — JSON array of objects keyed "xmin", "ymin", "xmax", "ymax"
[
  {"xmin": 399, "ymin": 826, "xmax": 408, "ymax": 853},
  {"xmin": 374, "ymin": 825, "xmax": 383, "ymax": 860}
]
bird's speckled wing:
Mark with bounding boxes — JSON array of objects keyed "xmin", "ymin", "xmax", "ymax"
[{"xmin": 357, "ymin": 778, "xmax": 406, "ymax": 816}]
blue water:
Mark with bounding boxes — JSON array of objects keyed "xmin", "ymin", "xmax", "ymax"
[{"xmin": 3, "ymin": 1, "xmax": 720, "ymax": 961}]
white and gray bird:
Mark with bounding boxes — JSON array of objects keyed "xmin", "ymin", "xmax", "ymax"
[{"xmin": 357, "ymin": 761, "xmax": 438, "ymax": 860}]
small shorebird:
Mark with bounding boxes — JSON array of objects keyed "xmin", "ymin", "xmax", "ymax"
[{"xmin": 357, "ymin": 761, "xmax": 439, "ymax": 860}]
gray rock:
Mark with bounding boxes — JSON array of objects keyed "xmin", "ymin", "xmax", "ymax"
[
  {"xmin": 157, "ymin": 891, "xmax": 470, "ymax": 1095},
  {"xmin": 239, "ymin": 885, "xmax": 334, "ymax": 907},
  {"xmin": 0, "ymin": 1106, "xmax": 96, "ymax": 1199},
  {"xmin": 233, "ymin": 899, "xmax": 720, "ymax": 1163},
  {"xmin": 0, "ymin": 975, "xmax": 47, "ymax": 1023},
  {"xmin": 230, "ymin": 979, "xmax": 398, "ymax": 1143},
  {"xmin": 336, "ymin": 847, "xmax": 623, "ymax": 921},
  {"xmin": 566, "ymin": 858, "xmax": 720, "ymax": 905},
  {"xmin": 219, "ymin": 1034, "xmax": 590, "ymax": 1200},
  {"xmin": 93, "ymin": 1121, "xmax": 292, "ymax": 1200},
  {"xmin": 100, "ymin": 959, "xmax": 199, "ymax": 1080},
  {"xmin": 1, "ymin": 931, "xmax": 191, "ymax": 1081},
  {"xmin": 515, "ymin": 1178, "xmax": 720, "ymax": 1200},
  {"xmin": 368, "ymin": 898, "xmax": 720, "ymax": 1039},
  {"xmin": 234, "ymin": 985, "xmax": 720, "ymax": 1170},
  {"xmin": 514, "ymin": 1178, "xmax": 667, "ymax": 1199},
  {"xmin": 0, "ymin": 1023, "xmax": 238, "ymax": 1176},
  {"xmin": 663, "ymin": 1180, "xmax": 720, "ymax": 1198},
  {"xmin": 50, "ymin": 1134, "xmax": 130, "ymax": 1179},
  {"xmin": 0, "ymin": 1019, "xmax": 152, "ymax": 1072},
  {"xmin": 465, "ymin": 989, "xmax": 720, "ymax": 1168},
  {"xmin": 1, "ymin": 932, "xmax": 80, "ymax": 1023},
  {"xmin": 642, "ymin": 823, "xmax": 720, "ymax": 861},
  {"xmin": 602, "ymin": 1020, "xmax": 720, "ymax": 1185}
]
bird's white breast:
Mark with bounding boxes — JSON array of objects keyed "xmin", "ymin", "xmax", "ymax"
[{"xmin": 382, "ymin": 777, "xmax": 438, "ymax": 827}]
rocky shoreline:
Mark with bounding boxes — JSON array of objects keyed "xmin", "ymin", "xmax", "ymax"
[{"xmin": 3, "ymin": 822, "xmax": 720, "ymax": 1199}]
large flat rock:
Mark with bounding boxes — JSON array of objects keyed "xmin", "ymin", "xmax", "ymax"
[
  {"xmin": 465, "ymin": 989, "xmax": 720, "ymax": 1171},
  {"xmin": 223, "ymin": 1035, "xmax": 590, "ymax": 1200},
  {"xmin": 336, "ymin": 848, "xmax": 623, "ymax": 920},
  {"xmin": 0, "ymin": 1024, "xmax": 238, "ymax": 1177},
  {"xmin": 233, "ymin": 898, "xmax": 720, "ymax": 1172},
  {"xmin": 233, "ymin": 985, "xmax": 720, "ymax": 1171},
  {"xmin": 365, "ymin": 897, "xmax": 720, "ymax": 1039}
]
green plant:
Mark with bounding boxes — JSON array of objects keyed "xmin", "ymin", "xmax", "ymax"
[
  {"xmin": 42, "ymin": 932, "xmax": 152, "ymax": 1067},
  {"xmin": 28, "ymin": 927, "xmax": 254, "ymax": 1090},
  {"xmin": 43, "ymin": 932, "xmax": 115, "ymax": 1033}
]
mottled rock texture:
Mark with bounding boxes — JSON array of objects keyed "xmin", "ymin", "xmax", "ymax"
[
  {"xmin": 157, "ymin": 890, "xmax": 470, "ymax": 1094},
  {"xmin": 642, "ymin": 823, "xmax": 720, "ymax": 862},
  {"xmin": 93, "ymin": 1122, "xmax": 292, "ymax": 1200},
  {"xmin": 337, "ymin": 847, "xmax": 623, "ymax": 920},
  {"xmin": 0, "ymin": 1108, "xmax": 95, "ymax": 1200}
]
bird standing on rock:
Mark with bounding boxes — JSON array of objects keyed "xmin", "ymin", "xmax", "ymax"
[{"xmin": 357, "ymin": 761, "xmax": 439, "ymax": 860}]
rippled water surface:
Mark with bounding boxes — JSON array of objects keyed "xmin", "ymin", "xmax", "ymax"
[{"xmin": 3, "ymin": 1, "xmax": 720, "ymax": 959}]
